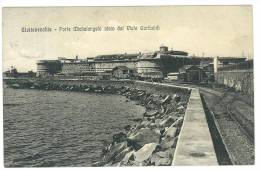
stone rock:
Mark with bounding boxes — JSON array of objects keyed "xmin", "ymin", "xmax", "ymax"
[
  {"xmin": 148, "ymin": 117, "xmax": 156, "ymax": 122},
  {"xmin": 146, "ymin": 102, "xmax": 158, "ymax": 110},
  {"xmin": 101, "ymin": 142, "xmax": 112, "ymax": 156},
  {"xmin": 158, "ymin": 105, "xmax": 165, "ymax": 114},
  {"xmin": 164, "ymin": 127, "xmax": 177, "ymax": 138},
  {"xmin": 95, "ymin": 89, "xmax": 103, "ymax": 93},
  {"xmin": 103, "ymin": 162, "xmax": 113, "ymax": 167},
  {"xmin": 113, "ymin": 147, "xmax": 132, "ymax": 163},
  {"xmin": 129, "ymin": 124, "xmax": 145, "ymax": 134},
  {"xmin": 134, "ymin": 143, "xmax": 158, "ymax": 162},
  {"xmin": 155, "ymin": 148, "xmax": 175, "ymax": 158},
  {"xmin": 177, "ymin": 105, "xmax": 185, "ymax": 111},
  {"xmin": 129, "ymin": 94, "xmax": 139, "ymax": 100},
  {"xmin": 11, "ymin": 83, "xmax": 20, "ymax": 88},
  {"xmin": 105, "ymin": 86, "xmax": 112, "ymax": 90},
  {"xmin": 173, "ymin": 94, "xmax": 181, "ymax": 103},
  {"xmin": 164, "ymin": 103, "xmax": 178, "ymax": 114},
  {"xmin": 159, "ymin": 116, "xmax": 176, "ymax": 127},
  {"xmin": 160, "ymin": 137, "xmax": 178, "ymax": 149},
  {"xmin": 148, "ymin": 123, "xmax": 157, "ymax": 129},
  {"xmin": 150, "ymin": 154, "xmax": 171, "ymax": 166},
  {"xmin": 127, "ymin": 128, "xmax": 160, "ymax": 150},
  {"xmin": 113, "ymin": 132, "xmax": 127, "ymax": 143},
  {"xmin": 177, "ymin": 102, "xmax": 186, "ymax": 107},
  {"xmin": 154, "ymin": 118, "xmax": 163, "ymax": 124},
  {"xmin": 168, "ymin": 111, "xmax": 178, "ymax": 117},
  {"xmin": 160, "ymin": 95, "xmax": 172, "ymax": 104},
  {"xmin": 91, "ymin": 161, "xmax": 102, "ymax": 167},
  {"xmin": 137, "ymin": 92, "xmax": 145, "ymax": 97},
  {"xmin": 33, "ymin": 82, "xmax": 40, "ymax": 88},
  {"xmin": 128, "ymin": 160, "xmax": 150, "ymax": 166},
  {"xmin": 170, "ymin": 117, "xmax": 184, "ymax": 128},
  {"xmin": 131, "ymin": 118, "xmax": 143, "ymax": 122},
  {"xmin": 140, "ymin": 120, "xmax": 152, "ymax": 127},
  {"xmin": 120, "ymin": 150, "xmax": 135, "ymax": 166},
  {"xmin": 153, "ymin": 128, "xmax": 161, "ymax": 136},
  {"xmin": 124, "ymin": 125, "xmax": 131, "ymax": 132},
  {"xmin": 150, "ymin": 148, "xmax": 175, "ymax": 166},
  {"xmin": 160, "ymin": 128, "xmax": 166, "ymax": 135},
  {"xmin": 151, "ymin": 94, "xmax": 160, "ymax": 101},
  {"xmin": 111, "ymin": 162, "xmax": 121, "ymax": 167},
  {"xmin": 101, "ymin": 142, "xmax": 127, "ymax": 164},
  {"xmin": 144, "ymin": 110, "xmax": 159, "ymax": 117}
]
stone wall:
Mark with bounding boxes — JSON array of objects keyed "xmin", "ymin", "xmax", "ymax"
[
  {"xmin": 215, "ymin": 70, "xmax": 254, "ymax": 96},
  {"xmin": 43, "ymin": 79, "xmax": 191, "ymax": 97},
  {"xmin": 4, "ymin": 78, "xmax": 191, "ymax": 101}
]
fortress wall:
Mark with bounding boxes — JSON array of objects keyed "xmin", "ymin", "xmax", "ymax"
[
  {"xmin": 61, "ymin": 63, "xmax": 95, "ymax": 74},
  {"xmin": 137, "ymin": 60, "xmax": 161, "ymax": 73},
  {"xmin": 94, "ymin": 61, "xmax": 137, "ymax": 72}
]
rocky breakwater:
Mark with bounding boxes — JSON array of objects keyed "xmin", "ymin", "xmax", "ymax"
[
  {"xmin": 5, "ymin": 79, "xmax": 189, "ymax": 166},
  {"xmin": 92, "ymin": 86, "xmax": 188, "ymax": 166}
]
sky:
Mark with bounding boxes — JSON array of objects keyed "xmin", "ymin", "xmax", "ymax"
[{"xmin": 3, "ymin": 6, "xmax": 253, "ymax": 72}]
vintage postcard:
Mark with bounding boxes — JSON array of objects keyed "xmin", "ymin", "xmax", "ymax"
[{"xmin": 2, "ymin": 6, "xmax": 254, "ymax": 167}]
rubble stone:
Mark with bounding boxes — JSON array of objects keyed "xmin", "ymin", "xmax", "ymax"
[
  {"xmin": 164, "ymin": 127, "xmax": 177, "ymax": 138},
  {"xmin": 127, "ymin": 128, "xmax": 160, "ymax": 150},
  {"xmin": 134, "ymin": 143, "xmax": 158, "ymax": 163}
]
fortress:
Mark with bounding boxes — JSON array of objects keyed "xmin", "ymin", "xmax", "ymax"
[{"xmin": 36, "ymin": 46, "xmax": 246, "ymax": 79}]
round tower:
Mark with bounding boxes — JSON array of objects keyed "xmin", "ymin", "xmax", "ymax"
[{"xmin": 160, "ymin": 46, "xmax": 168, "ymax": 52}]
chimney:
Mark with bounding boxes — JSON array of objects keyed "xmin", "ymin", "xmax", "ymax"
[{"xmin": 214, "ymin": 56, "xmax": 218, "ymax": 73}]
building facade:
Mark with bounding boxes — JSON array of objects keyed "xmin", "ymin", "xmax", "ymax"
[
  {"xmin": 36, "ymin": 46, "xmax": 246, "ymax": 79},
  {"xmin": 179, "ymin": 65, "xmax": 207, "ymax": 83},
  {"xmin": 112, "ymin": 66, "xmax": 135, "ymax": 79},
  {"xmin": 61, "ymin": 62, "xmax": 95, "ymax": 75}
]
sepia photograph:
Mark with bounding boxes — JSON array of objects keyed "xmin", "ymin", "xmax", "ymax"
[{"xmin": 2, "ymin": 4, "xmax": 255, "ymax": 167}]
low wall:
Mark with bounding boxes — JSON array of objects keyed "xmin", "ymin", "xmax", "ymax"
[
  {"xmin": 173, "ymin": 89, "xmax": 218, "ymax": 165},
  {"xmin": 215, "ymin": 71, "xmax": 253, "ymax": 96}
]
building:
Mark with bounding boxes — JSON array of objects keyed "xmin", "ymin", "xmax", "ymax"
[
  {"xmin": 61, "ymin": 62, "xmax": 95, "ymax": 75},
  {"xmin": 140, "ymin": 72, "xmax": 164, "ymax": 80},
  {"xmin": 36, "ymin": 60, "xmax": 62, "ymax": 77},
  {"xmin": 112, "ymin": 66, "xmax": 135, "ymax": 79},
  {"xmin": 95, "ymin": 53, "xmax": 138, "ymax": 73},
  {"xmin": 36, "ymin": 45, "xmax": 247, "ymax": 79},
  {"xmin": 3, "ymin": 66, "xmax": 18, "ymax": 77},
  {"xmin": 4, "ymin": 66, "xmax": 36, "ymax": 78},
  {"xmin": 199, "ymin": 64, "xmax": 214, "ymax": 82},
  {"xmin": 56, "ymin": 46, "xmax": 191, "ymax": 78},
  {"xmin": 137, "ymin": 46, "xmax": 192, "ymax": 77},
  {"xmin": 167, "ymin": 72, "xmax": 179, "ymax": 80},
  {"xmin": 179, "ymin": 65, "xmax": 207, "ymax": 83}
]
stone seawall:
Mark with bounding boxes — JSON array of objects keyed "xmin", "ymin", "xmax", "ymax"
[
  {"xmin": 215, "ymin": 71, "xmax": 253, "ymax": 96},
  {"xmin": 4, "ymin": 78, "xmax": 190, "ymax": 100}
]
